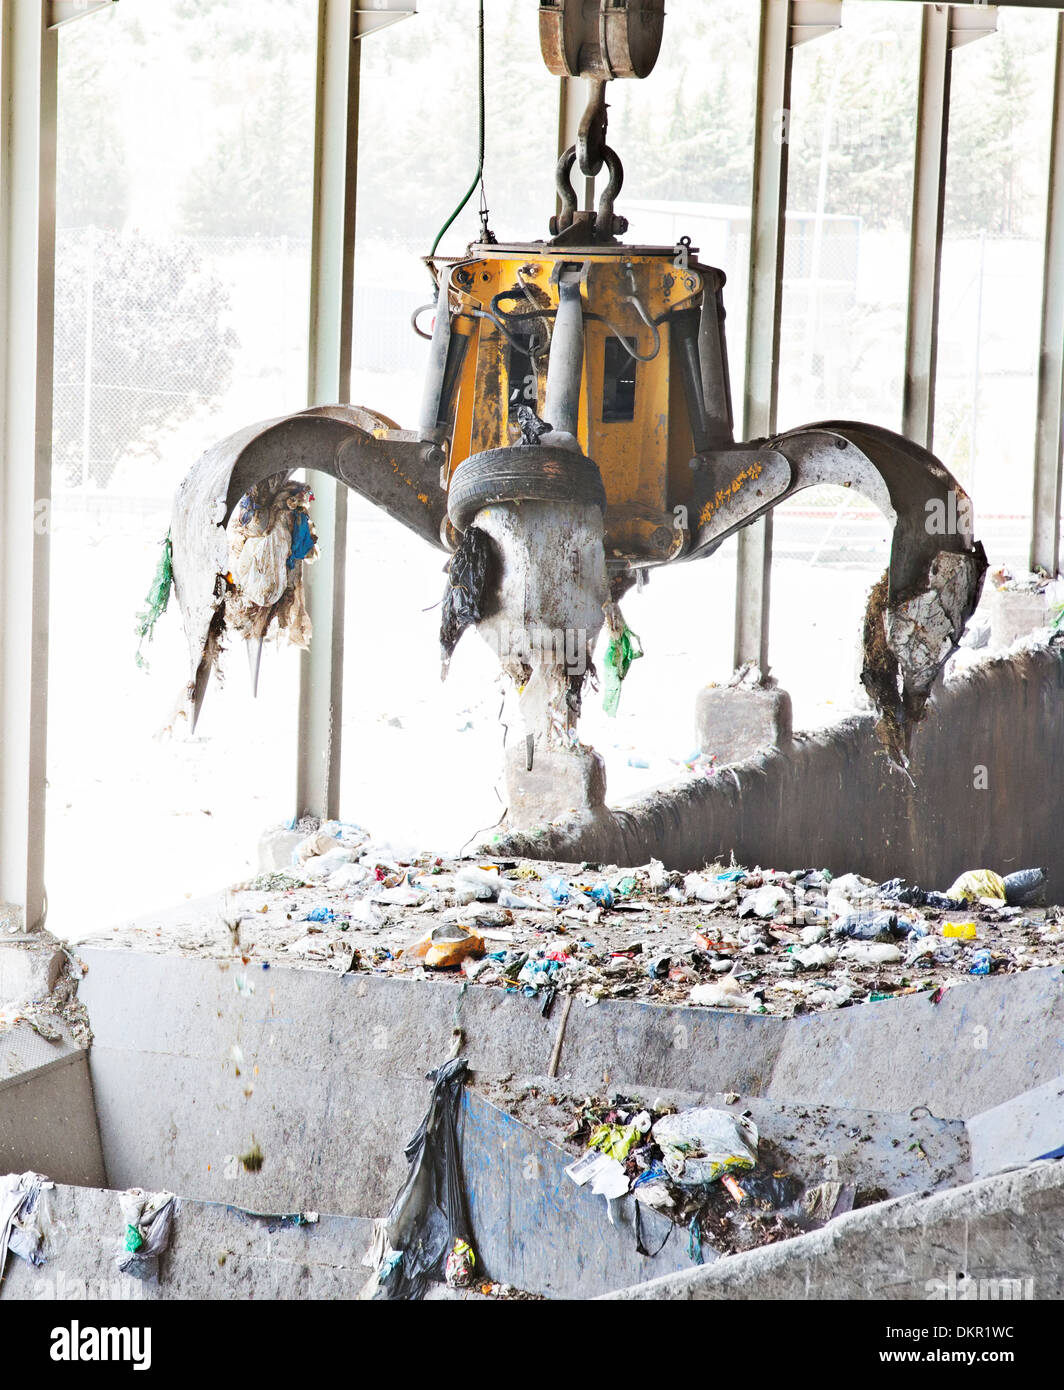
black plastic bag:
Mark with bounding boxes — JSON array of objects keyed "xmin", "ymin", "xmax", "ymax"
[
  {"xmin": 1003, "ymin": 868, "xmax": 1047, "ymax": 907},
  {"xmin": 878, "ymin": 878, "xmax": 962, "ymax": 911},
  {"xmin": 379, "ymin": 1056, "xmax": 474, "ymax": 1301},
  {"xmin": 833, "ymin": 910, "xmax": 902, "ymax": 941},
  {"xmin": 440, "ymin": 527, "xmax": 496, "ymax": 675}
]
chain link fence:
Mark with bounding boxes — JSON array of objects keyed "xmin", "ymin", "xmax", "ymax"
[
  {"xmin": 52, "ymin": 227, "xmax": 435, "ymax": 497},
  {"xmin": 52, "ymin": 227, "xmax": 312, "ymax": 494}
]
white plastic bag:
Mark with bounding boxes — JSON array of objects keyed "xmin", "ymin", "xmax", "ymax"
[
  {"xmin": 232, "ymin": 526, "xmax": 291, "ymax": 607},
  {"xmin": 651, "ymin": 1108, "xmax": 758, "ymax": 1187},
  {"xmin": 454, "ymin": 866, "xmax": 501, "ymax": 901},
  {"xmin": 839, "ymin": 941, "xmax": 903, "ymax": 965},
  {"xmin": 684, "ymin": 873, "xmax": 737, "ymax": 905}
]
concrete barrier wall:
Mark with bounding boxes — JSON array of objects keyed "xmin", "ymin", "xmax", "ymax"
[
  {"xmin": 461, "ymin": 1092, "xmax": 694, "ymax": 1297},
  {"xmin": 0, "ymin": 1184, "xmax": 376, "ymax": 1301},
  {"xmin": 769, "ymin": 964, "xmax": 1064, "ymax": 1117},
  {"xmin": 603, "ymin": 1158, "xmax": 1064, "ymax": 1301},
  {"xmin": 493, "ymin": 646, "xmax": 1064, "ymax": 898},
  {"xmin": 0, "ymin": 1029, "xmax": 106, "ymax": 1188},
  {"xmin": 6, "ymin": 949, "xmax": 1062, "ymax": 1299},
  {"xmin": 77, "ymin": 948, "xmax": 787, "ymax": 1218},
  {"xmin": 76, "ymin": 948, "xmax": 1064, "ymax": 1225}
]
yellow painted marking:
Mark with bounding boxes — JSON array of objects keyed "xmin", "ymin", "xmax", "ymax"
[{"xmin": 698, "ymin": 461, "xmax": 764, "ymax": 527}]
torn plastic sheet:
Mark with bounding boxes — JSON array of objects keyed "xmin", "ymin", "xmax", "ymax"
[
  {"xmin": 362, "ymin": 1056, "xmax": 476, "ymax": 1301},
  {"xmin": 439, "ymin": 526, "xmax": 495, "ymax": 677},
  {"xmin": 0, "ymin": 1171, "xmax": 53, "ymax": 1283},
  {"xmin": 115, "ymin": 1188, "xmax": 177, "ymax": 1281},
  {"xmin": 224, "ymin": 480, "xmax": 318, "ymax": 649},
  {"xmin": 602, "ymin": 601, "xmax": 643, "ymax": 716},
  {"xmin": 134, "ymin": 531, "xmax": 174, "ymax": 670}
]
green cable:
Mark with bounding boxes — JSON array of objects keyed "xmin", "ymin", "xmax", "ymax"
[{"xmin": 428, "ymin": 0, "xmax": 486, "ymax": 262}]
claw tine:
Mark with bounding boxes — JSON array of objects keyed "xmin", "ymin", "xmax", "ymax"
[
  {"xmin": 248, "ymin": 636, "xmax": 265, "ymax": 698},
  {"xmin": 190, "ymin": 660, "xmax": 212, "ymax": 733}
]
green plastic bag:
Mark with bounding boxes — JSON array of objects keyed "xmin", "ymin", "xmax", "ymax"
[
  {"xmin": 134, "ymin": 532, "xmax": 174, "ymax": 670},
  {"xmin": 602, "ymin": 624, "xmax": 643, "ymax": 716},
  {"xmin": 587, "ymin": 1122, "xmax": 641, "ymax": 1162}
]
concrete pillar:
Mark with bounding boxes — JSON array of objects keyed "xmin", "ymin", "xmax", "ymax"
[
  {"xmin": 695, "ymin": 683, "xmax": 793, "ymax": 766},
  {"xmin": 0, "ymin": 1, "xmax": 58, "ymax": 933},
  {"xmin": 733, "ymin": 3, "xmax": 839, "ymax": 679},
  {"xmin": 1030, "ymin": 13, "xmax": 1064, "ymax": 578},
  {"xmin": 503, "ymin": 742, "xmax": 608, "ymax": 830},
  {"xmin": 902, "ymin": 4, "xmax": 951, "ymax": 450},
  {"xmin": 296, "ymin": 0, "xmax": 360, "ymax": 822},
  {"xmin": 902, "ymin": 4, "xmax": 996, "ymax": 451},
  {"xmin": 735, "ymin": 0, "xmax": 795, "ymax": 677}
]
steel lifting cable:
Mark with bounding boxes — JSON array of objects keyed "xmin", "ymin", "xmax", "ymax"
[{"xmin": 427, "ymin": 0, "xmax": 488, "ymax": 266}]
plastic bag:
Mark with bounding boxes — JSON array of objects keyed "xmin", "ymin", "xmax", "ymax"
[
  {"xmin": 366, "ymin": 1057, "xmax": 474, "ymax": 1301},
  {"xmin": 440, "ymin": 526, "xmax": 495, "ymax": 677},
  {"xmin": 1003, "ymin": 867, "xmax": 1047, "ymax": 907},
  {"xmin": 685, "ymin": 873, "xmax": 738, "ymax": 904},
  {"xmin": 970, "ymin": 949, "xmax": 992, "ymax": 976},
  {"xmin": 651, "ymin": 1108, "xmax": 758, "ymax": 1187},
  {"xmin": 543, "ymin": 874, "xmax": 570, "ymax": 905},
  {"xmin": 589, "ymin": 882, "xmax": 614, "ymax": 909},
  {"xmin": 454, "ymin": 866, "xmax": 502, "ymax": 901},
  {"xmin": 287, "ymin": 510, "xmax": 316, "ymax": 568},
  {"xmin": 115, "ymin": 1189, "xmax": 176, "ymax": 1281},
  {"xmin": 737, "ymin": 1170, "xmax": 803, "ymax": 1211},
  {"xmin": 225, "ymin": 483, "xmax": 317, "ymax": 648},
  {"xmin": 134, "ymin": 532, "xmax": 173, "ymax": 670},
  {"xmin": 602, "ymin": 607, "xmax": 643, "ymax": 717},
  {"xmin": 792, "ymin": 944, "xmax": 839, "ymax": 970},
  {"xmin": 946, "ymin": 869, "xmax": 1006, "ymax": 903},
  {"xmin": 879, "ymin": 878, "xmax": 962, "ymax": 910},
  {"xmin": 839, "ymin": 941, "xmax": 903, "ymax": 965},
  {"xmin": 0, "ymin": 1172, "xmax": 53, "ymax": 1279},
  {"xmin": 232, "ymin": 522, "xmax": 291, "ymax": 607},
  {"xmin": 445, "ymin": 1237, "xmax": 476, "ymax": 1288},
  {"xmin": 833, "ymin": 910, "xmax": 902, "ymax": 941}
]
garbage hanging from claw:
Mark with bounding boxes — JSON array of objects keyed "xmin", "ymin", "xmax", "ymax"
[{"xmin": 225, "ymin": 481, "xmax": 319, "ymax": 648}]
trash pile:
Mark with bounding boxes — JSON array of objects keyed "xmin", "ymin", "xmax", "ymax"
[
  {"xmin": 225, "ymin": 481, "xmax": 318, "ymax": 648},
  {"xmin": 0, "ymin": 939, "xmax": 92, "ymax": 1049},
  {"xmin": 465, "ymin": 1075, "xmax": 965, "ymax": 1263},
  {"xmin": 103, "ymin": 827, "xmax": 1064, "ymax": 1018},
  {"xmin": 561, "ymin": 1097, "xmax": 831, "ymax": 1259},
  {"xmin": 0, "ymin": 1172, "xmax": 53, "ymax": 1283}
]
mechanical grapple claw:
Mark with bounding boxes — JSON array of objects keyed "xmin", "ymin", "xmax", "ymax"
[
  {"xmin": 168, "ymin": 0, "xmax": 986, "ymax": 802},
  {"xmin": 170, "ymin": 404, "xmax": 447, "ymax": 728}
]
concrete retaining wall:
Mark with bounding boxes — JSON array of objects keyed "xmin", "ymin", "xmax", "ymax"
[
  {"xmin": 493, "ymin": 645, "xmax": 1064, "ymax": 899},
  {"xmin": 602, "ymin": 1158, "xmax": 1064, "ymax": 1301},
  {"xmin": 76, "ymin": 948, "xmax": 1063, "ymax": 1214},
  {"xmin": 0, "ymin": 1183, "xmax": 375, "ymax": 1301},
  {"xmin": 0, "ymin": 1028, "xmax": 106, "ymax": 1188},
  {"xmin": 4, "ymin": 948, "xmax": 1062, "ymax": 1299},
  {"xmin": 461, "ymin": 1091, "xmax": 694, "ymax": 1297}
]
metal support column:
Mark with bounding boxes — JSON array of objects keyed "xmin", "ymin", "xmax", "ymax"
[
  {"xmin": 297, "ymin": 0, "xmax": 360, "ymax": 822},
  {"xmin": 903, "ymin": 4, "xmax": 996, "ymax": 451},
  {"xmin": 735, "ymin": 0, "xmax": 793, "ymax": 674},
  {"xmin": 902, "ymin": 4, "xmax": 951, "ymax": 449},
  {"xmin": 0, "ymin": 2, "xmax": 58, "ymax": 932},
  {"xmin": 1030, "ymin": 13, "xmax": 1064, "ymax": 576},
  {"xmin": 735, "ymin": 0, "xmax": 839, "ymax": 675}
]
